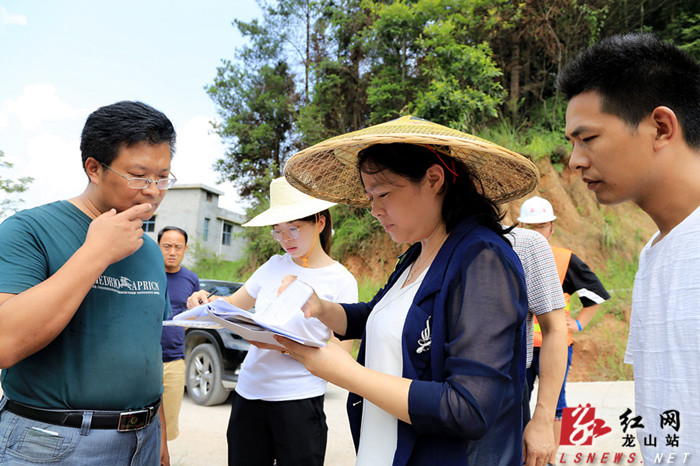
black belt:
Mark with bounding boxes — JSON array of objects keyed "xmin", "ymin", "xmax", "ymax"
[{"xmin": 2, "ymin": 398, "xmax": 160, "ymax": 432}]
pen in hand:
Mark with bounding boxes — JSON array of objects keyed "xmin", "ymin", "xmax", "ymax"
[{"xmin": 198, "ymin": 290, "xmax": 217, "ymax": 305}]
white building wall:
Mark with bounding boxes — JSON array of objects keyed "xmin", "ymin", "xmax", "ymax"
[{"xmin": 146, "ymin": 184, "xmax": 247, "ymax": 267}]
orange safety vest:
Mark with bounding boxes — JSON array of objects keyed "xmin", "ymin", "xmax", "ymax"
[{"xmin": 533, "ymin": 245, "xmax": 573, "ymax": 347}]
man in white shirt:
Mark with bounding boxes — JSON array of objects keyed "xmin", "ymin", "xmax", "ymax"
[{"xmin": 557, "ymin": 32, "xmax": 700, "ymax": 461}]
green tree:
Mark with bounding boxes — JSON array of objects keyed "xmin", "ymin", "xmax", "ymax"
[
  {"xmin": 663, "ymin": 11, "xmax": 700, "ymax": 61},
  {"xmin": 349, "ymin": 0, "xmax": 507, "ymax": 129},
  {"xmin": 207, "ymin": 17, "xmax": 300, "ymax": 200},
  {"xmin": 0, "ymin": 150, "xmax": 33, "ymax": 218},
  {"xmin": 364, "ymin": 0, "xmax": 426, "ymax": 124},
  {"xmin": 410, "ymin": 15, "xmax": 505, "ymax": 130},
  {"xmin": 258, "ymin": 0, "xmax": 326, "ymax": 102},
  {"xmin": 600, "ymin": 0, "xmax": 699, "ymax": 36},
  {"xmin": 207, "ymin": 0, "xmax": 700, "ymax": 266},
  {"xmin": 460, "ymin": 0, "xmax": 608, "ymax": 126},
  {"xmin": 296, "ymin": 0, "xmax": 373, "ymax": 144}
]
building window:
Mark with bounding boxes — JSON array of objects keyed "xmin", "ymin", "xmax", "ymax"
[
  {"xmin": 222, "ymin": 222, "xmax": 233, "ymax": 246},
  {"xmin": 206, "ymin": 192, "xmax": 213, "ymax": 202},
  {"xmin": 203, "ymin": 217, "xmax": 210, "ymax": 241},
  {"xmin": 143, "ymin": 215, "xmax": 156, "ymax": 233}
]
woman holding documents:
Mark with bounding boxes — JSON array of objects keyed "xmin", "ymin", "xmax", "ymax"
[
  {"xmin": 278, "ymin": 116, "xmax": 538, "ymax": 465},
  {"xmin": 187, "ymin": 177, "xmax": 357, "ymax": 466}
]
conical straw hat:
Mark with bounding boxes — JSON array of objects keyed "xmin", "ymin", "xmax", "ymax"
[{"xmin": 284, "ymin": 115, "xmax": 539, "ymax": 208}]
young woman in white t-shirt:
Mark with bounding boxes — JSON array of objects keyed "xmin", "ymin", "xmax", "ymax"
[{"xmin": 187, "ymin": 177, "xmax": 358, "ymax": 466}]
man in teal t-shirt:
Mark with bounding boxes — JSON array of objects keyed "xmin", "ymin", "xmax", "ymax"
[{"xmin": 0, "ymin": 101, "xmax": 176, "ymax": 465}]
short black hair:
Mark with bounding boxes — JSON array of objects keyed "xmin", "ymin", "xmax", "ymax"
[
  {"xmin": 556, "ymin": 32, "xmax": 700, "ymax": 148},
  {"xmin": 158, "ymin": 226, "xmax": 188, "ymax": 244},
  {"xmin": 80, "ymin": 101, "xmax": 176, "ymax": 170}
]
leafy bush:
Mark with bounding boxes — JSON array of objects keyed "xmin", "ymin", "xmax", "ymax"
[
  {"xmin": 236, "ymin": 196, "xmax": 284, "ymax": 271},
  {"xmin": 190, "ymin": 239, "xmax": 248, "ymax": 282},
  {"xmin": 476, "ymin": 121, "xmax": 568, "ymax": 164},
  {"xmin": 331, "ymin": 205, "xmax": 383, "ymax": 260}
]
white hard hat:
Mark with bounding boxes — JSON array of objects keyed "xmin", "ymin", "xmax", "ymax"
[{"xmin": 517, "ymin": 196, "xmax": 557, "ymax": 224}]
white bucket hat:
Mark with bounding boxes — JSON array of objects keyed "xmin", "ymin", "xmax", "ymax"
[{"xmin": 242, "ymin": 177, "xmax": 337, "ymax": 227}]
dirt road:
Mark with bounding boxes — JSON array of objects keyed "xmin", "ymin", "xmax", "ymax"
[{"xmin": 168, "ymin": 383, "xmax": 356, "ymax": 466}]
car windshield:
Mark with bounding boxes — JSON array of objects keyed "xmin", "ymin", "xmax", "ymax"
[{"xmin": 199, "ymin": 279, "xmax": 243, "ymax": 297}]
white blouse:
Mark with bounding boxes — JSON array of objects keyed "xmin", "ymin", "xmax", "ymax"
[{"xmin": 356, "ymin": 264, "xmax": 428, "ymax": 465}]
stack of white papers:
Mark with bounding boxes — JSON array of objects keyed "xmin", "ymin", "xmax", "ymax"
[{"xmin": 164, "ymin": 280, "xmax": 326, "ymax": 347}]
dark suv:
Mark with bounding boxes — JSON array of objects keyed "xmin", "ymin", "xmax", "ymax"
[{"xmin": 184, "ymin": 279, "xmax": 250, "ymax": 406}]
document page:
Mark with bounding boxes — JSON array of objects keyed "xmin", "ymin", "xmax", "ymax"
[{"xmin": 164, "ymin": 280, "xmax": 326, "ymax": 347}]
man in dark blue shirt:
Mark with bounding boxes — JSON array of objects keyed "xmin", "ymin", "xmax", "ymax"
[{"xmin": 159, "ymin": 226, "xmax": 200, "ymax": 441}]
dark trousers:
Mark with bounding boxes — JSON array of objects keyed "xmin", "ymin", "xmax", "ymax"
[{"xmin": 227, "ymin": 391, "xmax": 327, "ymax": 466}]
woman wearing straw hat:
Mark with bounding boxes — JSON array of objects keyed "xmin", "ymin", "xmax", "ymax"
[
  {"xmin": 187, "ymin": 177, "xmax": 358, "ymax": 466},
  {"xmin": 277, "ymin": 116, "xmax": 538, "ymax": 465}
]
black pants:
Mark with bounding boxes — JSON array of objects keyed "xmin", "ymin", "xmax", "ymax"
[{"xmin": 227, "ymin": 392, "xmax": 327, "ymax": 466}]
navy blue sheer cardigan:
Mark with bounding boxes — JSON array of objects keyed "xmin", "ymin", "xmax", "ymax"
[{"xmin": 340, "ymin": 215, "xmax": 528, "ymax": 465}]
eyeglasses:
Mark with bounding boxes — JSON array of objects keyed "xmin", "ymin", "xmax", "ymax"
[
  {"xmin": 160, "ymin": 243, "xmax": 185, "ymax": 251},
  {"xmin": 101, "ymin": 163, "xmax": 177, "ymax": 190},
  {"xmin": 271, "ymin": 226, "xmax": 302, "ymax": 241}
]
